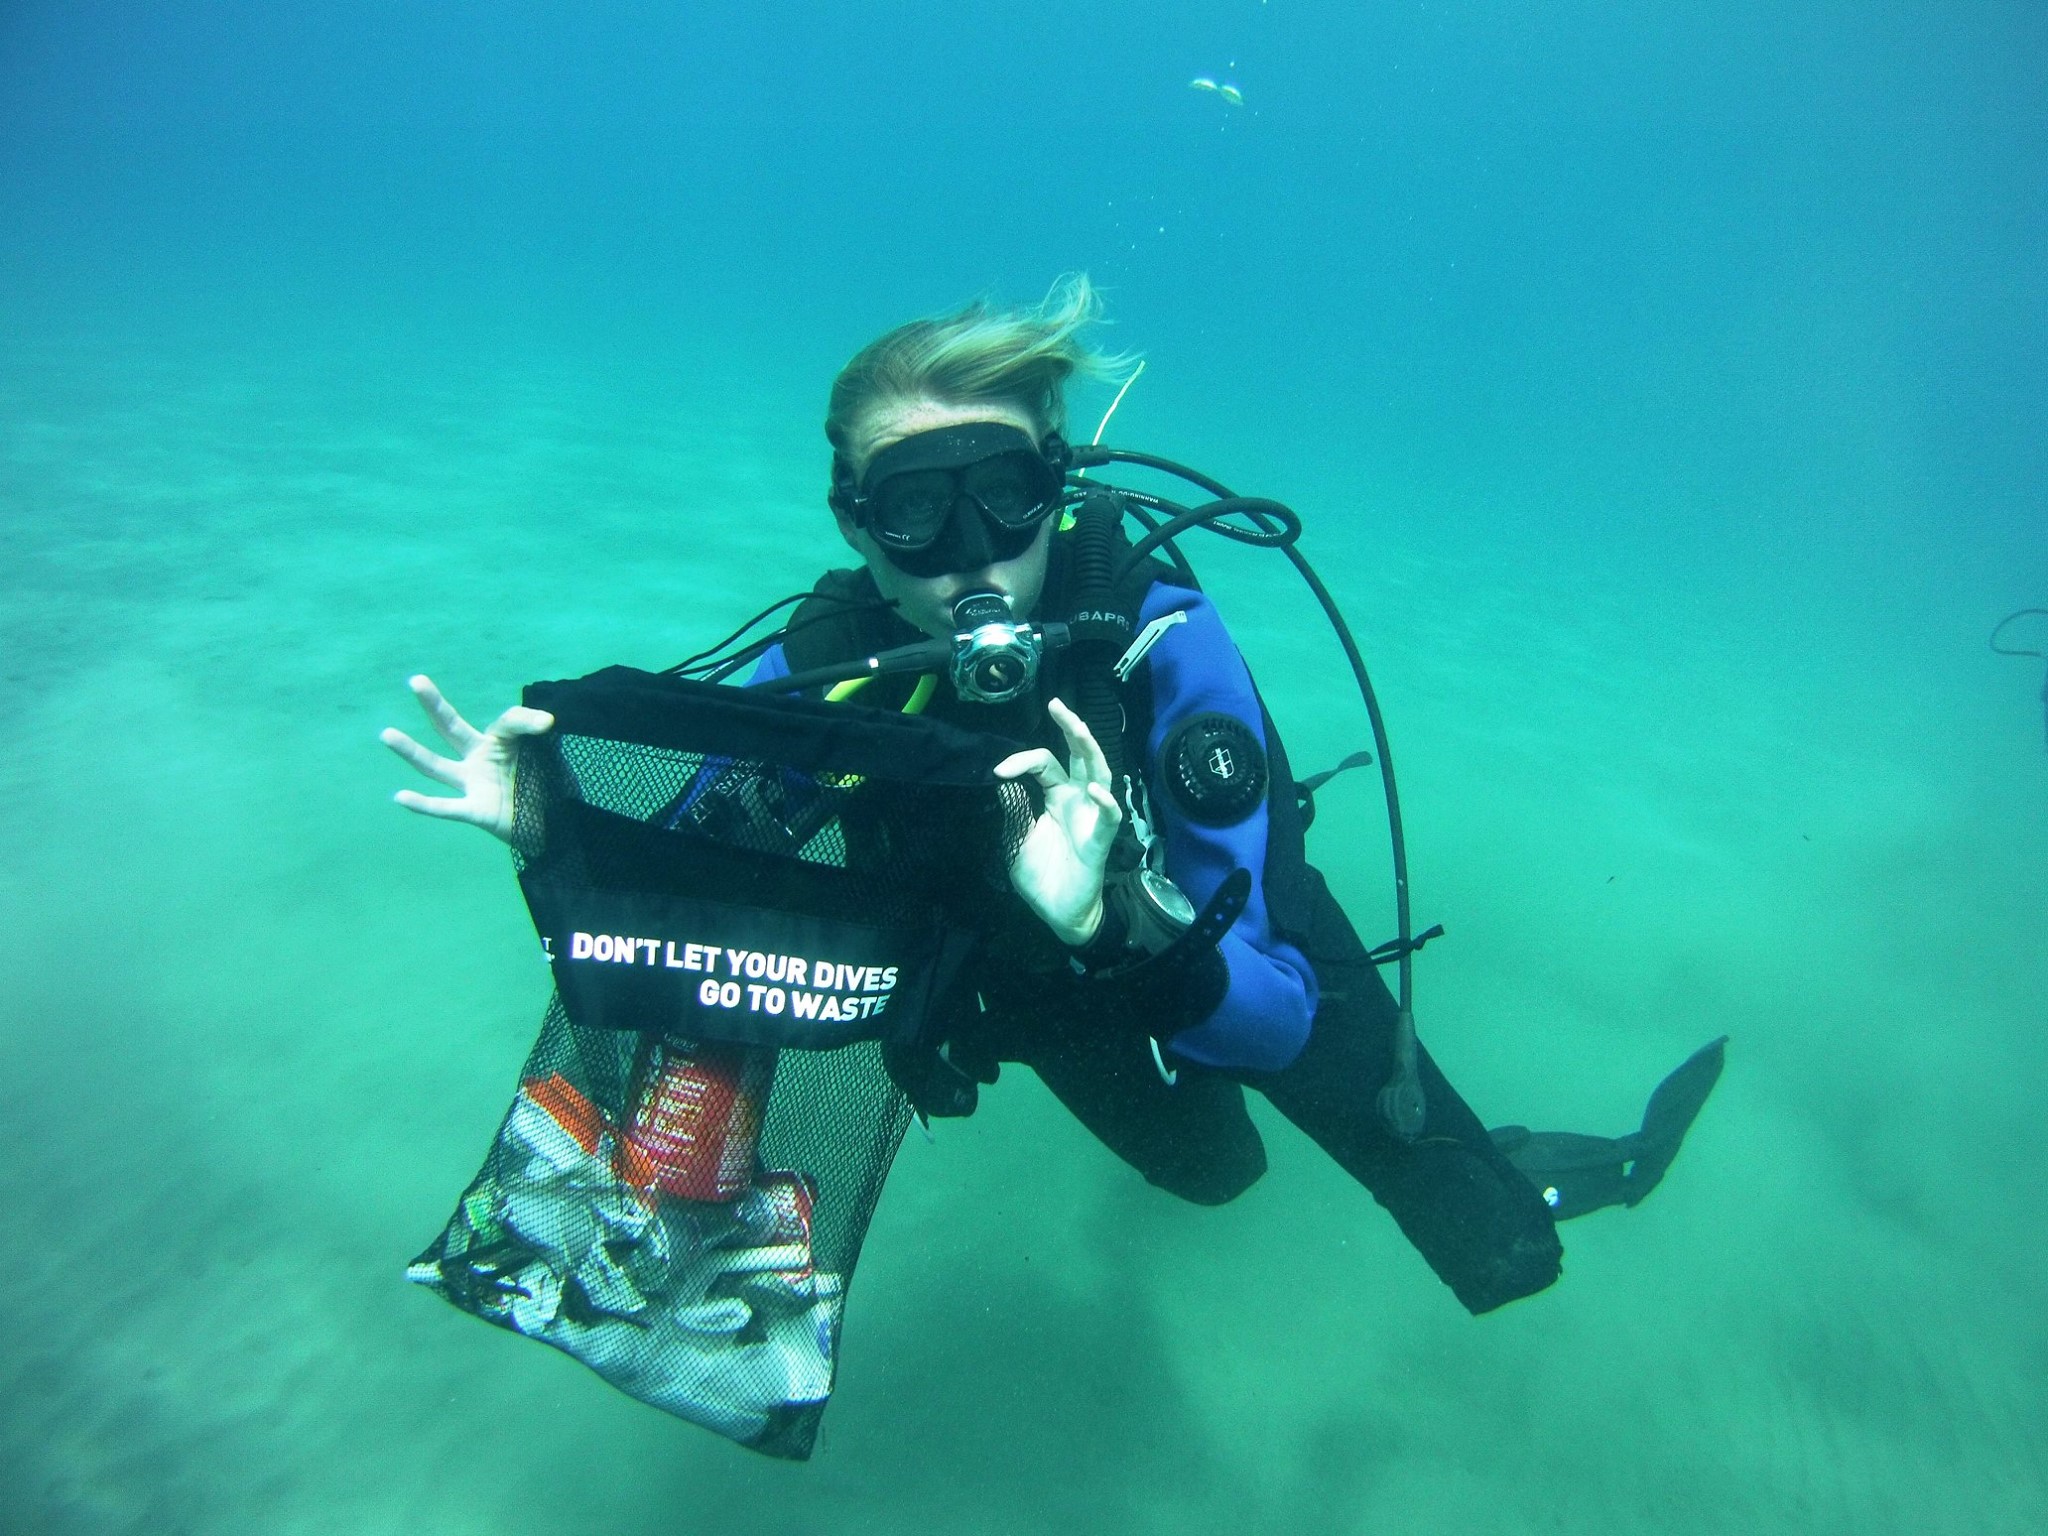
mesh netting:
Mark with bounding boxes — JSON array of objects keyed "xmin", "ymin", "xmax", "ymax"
[
  {"xmin": 528, "ymin": 731, "xmax": 1013, "ymax": 935},
  {"xmin": 408, "ymin": 668, "xmax": 1030, "ymax": 1459},
  {"xmin": 406, "ymin": 997, "xmax": 908, "ymax": 1458}
]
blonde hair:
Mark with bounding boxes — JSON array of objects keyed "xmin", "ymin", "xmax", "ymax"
[{"xmin": 826, "ymin": 274, "xmax": 1131, "ymax": 473}]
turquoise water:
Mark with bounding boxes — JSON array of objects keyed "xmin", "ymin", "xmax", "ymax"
[{"xmin": 3, "ymin": 4, "xmax": 2044, "ymax": 1532}]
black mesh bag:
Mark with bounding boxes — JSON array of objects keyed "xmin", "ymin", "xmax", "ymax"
[{"xmin": 408, "ymin": 667, "xmax": 1029, "ymax": 1459}]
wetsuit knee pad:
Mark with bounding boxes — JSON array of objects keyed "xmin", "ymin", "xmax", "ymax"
[
  {"xmin": 1143, "ymin": 1135, "xmax": 1267, "ymax": 1207},
  {"xmin": 1006, "ymin": 1024, "xmax": 1269, "ymax": 1207}
]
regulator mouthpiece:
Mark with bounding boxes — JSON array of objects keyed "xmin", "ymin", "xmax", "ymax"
[{"xmin": 950, "ymin": 590, "xmax": 1047, "ymax": 704}]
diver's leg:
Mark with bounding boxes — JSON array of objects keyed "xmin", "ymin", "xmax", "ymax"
[
  {"xmin": 1252, "ymin": 980, "xmax": 1565, "ymax": 1314},
  {"xmin": 964, "ymin": 1011, "xmax": 1267, "ymax": 1207},
  {"xmin": 1249, "ymin": 868, "xmax": 1563, "ymax": 1313},
  {"xmin": 1489, "ymin": 1035, "xmax": 1727, "ymax": 1220}
]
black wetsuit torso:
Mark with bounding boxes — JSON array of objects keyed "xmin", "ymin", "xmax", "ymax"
[{"xmin": 762, "ymin": 539, "xmax": 1564, "ymax": 1314}]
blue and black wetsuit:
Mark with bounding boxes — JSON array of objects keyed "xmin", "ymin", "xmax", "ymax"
[{"xmin": 761, "ymin": 551, "xmax": 1564, "ymax": 1315}]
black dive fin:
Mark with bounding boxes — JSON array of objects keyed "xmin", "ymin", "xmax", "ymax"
[
  {"xmin": 1490, "ymin": 1129, "xmax": 1636, "ymax": 1219},
  {"xmin": 1621, "ymin": 1033, "xmax": 1727, "ymax": 1207},
  {"xmin": 1489, "ymin": 1035, "xmax": 1727, "ymax": 1220}
]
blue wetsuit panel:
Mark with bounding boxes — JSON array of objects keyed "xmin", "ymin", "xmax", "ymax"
[{"xmin": 1137, "ymin": 584, "xmax": 1318, "ymax": 1073}]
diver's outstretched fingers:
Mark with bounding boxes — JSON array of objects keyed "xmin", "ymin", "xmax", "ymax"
[
  {"xmin": 393, "ymin": 787, "xmax": 485, "ymax": 822},
  {"xmin": 409, "ymin": 674, "xmax": 483, "ymax": 754},
  {"xmin": 1045, "ymin": 697, "xmax": 1111, "ymax": 788},
  {"xmin": 379, "ymin": 726, "xmax": 463, "ymax": 788},
  {"xmin": 385, "ymin": 677, "xmax": 550, "ymax": 842}
]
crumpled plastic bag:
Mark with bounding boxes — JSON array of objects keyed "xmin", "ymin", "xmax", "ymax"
[{"xmin": 408, "ymin": 1075, "xmax": 840, "ymax": 1445}]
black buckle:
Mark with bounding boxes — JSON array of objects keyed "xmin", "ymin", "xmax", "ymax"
[{"xmin": 1367, "ymin": 923, "xmax": 1445, "ymax": 967}]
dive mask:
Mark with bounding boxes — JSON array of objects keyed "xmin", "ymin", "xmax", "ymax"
[{"xmin": 835, "ymin": 422, "xmax": 1068, "ymax": 577}]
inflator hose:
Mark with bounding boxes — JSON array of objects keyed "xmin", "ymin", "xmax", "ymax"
[{"xmin": 1062, "ymin": 491, "xmax": 1139, "ymax": 791}]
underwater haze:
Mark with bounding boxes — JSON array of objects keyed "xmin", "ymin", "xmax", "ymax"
[{"xmin": 3, "ymin": 1, "xmax": 2045, "ymax": 1531}]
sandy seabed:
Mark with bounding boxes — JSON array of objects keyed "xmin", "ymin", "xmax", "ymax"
[{"xmin": 2, "ymin": 325, "xmax": 2042, "ymax": 1536}]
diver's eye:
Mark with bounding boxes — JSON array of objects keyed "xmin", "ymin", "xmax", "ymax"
[
  {"xmin": 963, "ymin": 455, "xmax": 1046, "ymax": 524},
  {"xmin": 868, "ymin": 470, "xmax": 957, "ymax": 543}
]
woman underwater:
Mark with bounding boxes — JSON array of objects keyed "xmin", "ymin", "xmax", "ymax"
[{"xmin": 384, "ymin": 276, "xmax": 1724, "ymax": 1319}]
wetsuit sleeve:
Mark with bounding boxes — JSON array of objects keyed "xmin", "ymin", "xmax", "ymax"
[{"xmin": 1138, "ymin": 585, "xmax": 1318, "ymax": 1073}]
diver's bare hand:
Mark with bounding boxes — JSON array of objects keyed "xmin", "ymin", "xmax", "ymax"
[
  {"xmin": 993, "ymin": 697, "xmax": 1123, "ymax": 946},
  {"xmin": 380, "ymin": 674, "xmax": 554, "ymax": 845}
]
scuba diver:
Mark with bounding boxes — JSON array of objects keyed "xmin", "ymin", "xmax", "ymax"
[{"xmin": 384, "ymin": 276, "xmax": 1723, "ymax": 1318}]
